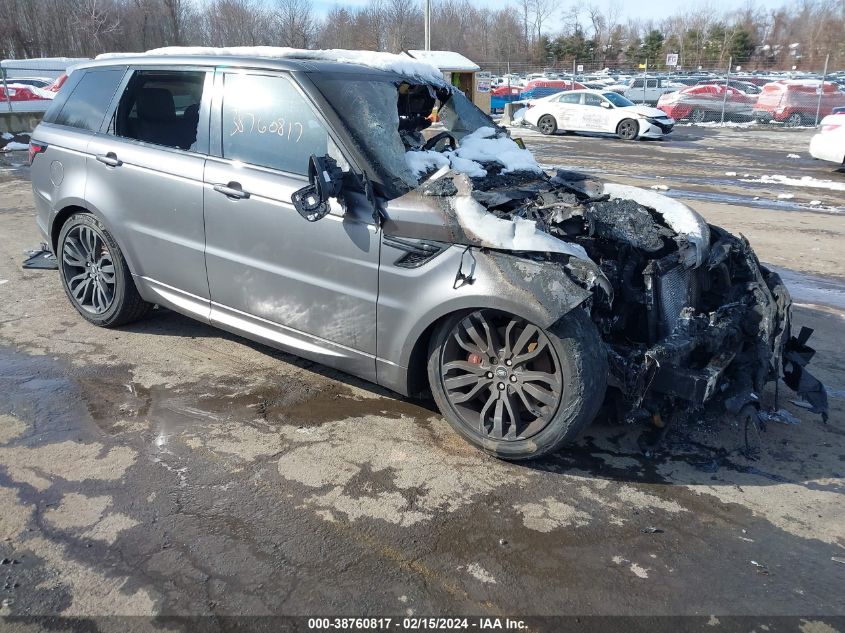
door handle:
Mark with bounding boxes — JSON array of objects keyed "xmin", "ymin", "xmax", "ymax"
[
  {"xmin": 96, "ymin": 152, "xmax": 122, "ymax": 167},
  {"xmin": 213, "ymin": 182, "xmax": 250, "ymax": 200}
]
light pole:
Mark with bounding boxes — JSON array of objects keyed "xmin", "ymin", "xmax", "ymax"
[{"xmin": 424, "ymin": 0, "xmax": 431, "ymax": 51}]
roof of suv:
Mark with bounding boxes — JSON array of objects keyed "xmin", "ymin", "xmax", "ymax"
[{"xmin": 78, "ymin": 47, "xmax": 448, "ymax": 85}]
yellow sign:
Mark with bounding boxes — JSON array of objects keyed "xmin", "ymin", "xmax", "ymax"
[{"xmin": 638, "ymin": 63, "xmax": 647, "ymax": 69}]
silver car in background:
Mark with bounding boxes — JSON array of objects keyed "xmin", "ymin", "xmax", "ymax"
[{"xmin": 30, "ymin": 49, "xmax": 827, "ymax": 460}]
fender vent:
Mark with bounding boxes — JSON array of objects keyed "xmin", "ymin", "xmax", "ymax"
[{"xmin": 384, "ymin": 236, "xmax": 448, "ymax": 269}]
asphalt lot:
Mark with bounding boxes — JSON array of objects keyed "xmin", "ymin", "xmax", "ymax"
[{"xmin": 0, "ymin": 125, "xmax": 843, "ymax": 628}]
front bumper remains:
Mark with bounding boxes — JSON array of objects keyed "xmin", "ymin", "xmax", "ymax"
[{"xmin": 605, "ymin": 228, "xmax": 828, "ymax": 421}]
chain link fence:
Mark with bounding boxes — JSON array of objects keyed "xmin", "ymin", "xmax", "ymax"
[{"xmin": 481, "ymin": 55, "xmax": 844, "ymax": 126}]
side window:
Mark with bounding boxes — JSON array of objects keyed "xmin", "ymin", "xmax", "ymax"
[
  {"xmin": 647, "ymin": 79, "xmax": 658, "ymax": 89},
  {"xmin": 632, "ymin": 79, "xmax": 643, "ymax": 88},
  {"xmin": 53, "ymin": 69, "xmax": 124, "ymax": 131},
  {"xmin": 222, "ymin": 73, "xmax": 328, "ymax": 176},
  {"xmin": 583, "ymin": 94, "xmax": 604, "ymax": 107},
  {"xmin": 558, "ymin": 93, "xmax": 581, "ymax": 104},
  {"xmin": 110, "ymin": 70, "xmax": 207, "ymax": 151}
]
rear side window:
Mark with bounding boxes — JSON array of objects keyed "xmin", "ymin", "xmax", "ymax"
[
  {"xmin": 53, "ymin": 69, "xmax": 124, "ymax": 131},
  {"xmin": 558, "ymin": 93, "xmax": 581, "ymax": 104},
  {"xmin": 109, "ymin": 69, "xmax": 207, "ymax": 151},
  {"xmin": 221, "ymin": 73, "xmax": 328, "ymax": 175}
]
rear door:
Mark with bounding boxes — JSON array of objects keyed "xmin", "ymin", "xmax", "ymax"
[
  {"xmin": 86, "ymin": 66, "xmax": 212, "ymax": 308},
  {"xmin": 202, "ymin": 69, "xmax": 379, "ymax": 375},
  {"xmin": 551, "ymin": 92, "xmax": 584, "ymax": 130}
]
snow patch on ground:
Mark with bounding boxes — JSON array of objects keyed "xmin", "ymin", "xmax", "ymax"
[
  {"xmin": 98, "ymin": 46, "xmax": 446, "ymax": 85},
  {"xmin": 787, "ymin": 153, "xmax": 800, "ymax": 159},
  {"xmin": 741, "ymin": 174, "xmax": 845, "ymax": 192},
  {"xmin": 0, "ymin": 142, "xmax": 28, "ymax": 152},
  {"xmin": 453, "ymin": 196, "xmax": 589, "ymax": 260},
  {"xmin": 463, "ymin": 562, "xmax": 496, "ymax": 584}
]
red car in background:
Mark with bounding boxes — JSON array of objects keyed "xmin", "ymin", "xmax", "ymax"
[
  {"xmin": 753, "ymin": 80, "xmax": 845, "ymax": 126},
  {"xmin": 657, "ymin": 84, "xmax": 756, "ymax": 122},
  {"xmin": 0, "ymin": 83, "xmax": 50, "ymax": 102}
]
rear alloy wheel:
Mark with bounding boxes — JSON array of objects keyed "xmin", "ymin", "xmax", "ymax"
[
  {"xmin": 785, "ymin": 112, "xmax": 804, "ymax": 127},
  {"xmin": 58, "ymin": 213, "xmax": 152, "ymax": 327},
  {"xmin": 537, "ymin": 114, "xmax": 557, "ymax": 135},
  {"xmin": 690, "ymin": 108, "xmax": 707, "ymax": 123},
  {"xmin": 427, "ymin": 309, "xmax": 607, "ymax": 460},
  {"xmin": 616, "ymin": 118, "xmax": 639, "ymax": 140}
]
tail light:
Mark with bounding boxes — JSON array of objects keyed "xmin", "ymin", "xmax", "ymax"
[{"xmin": 28, "ymin": 141, "xmax": 47, "ymax": 165}]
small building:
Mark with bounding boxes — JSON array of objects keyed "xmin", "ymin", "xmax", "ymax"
[{"xmin": 405, "ymin": 50, "xmax": 491, "ymax": 114}]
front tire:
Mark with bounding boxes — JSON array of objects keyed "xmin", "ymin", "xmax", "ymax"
[
  {"xmin": 537, "ymin": 114, "xmax": 557, "ymax": 135},
  {"xmin": 58, "ymin": 213, "xmax": 152, "ymax": 327},
  {"xmin": 690, "ymin": 108, "xmax": 707, "ymax": 123},
  {"xmin": 427, "ymin": 308, "xmax": 607, "ymax": 461},
  {"xmin": 785, "ymin": 112, "xmax": 804, "ymax": 127},
  {"xmin": 617, "ymin": 118, "xmax": 639, "ymax": 140}
]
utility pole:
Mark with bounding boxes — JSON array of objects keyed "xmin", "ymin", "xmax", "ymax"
[
  {"xmin": 642, "ymin": 58, "xmax": 648, "ymax": 104},
  {"xmin": 424, "ymin": 0, "xmax": 431, "ymax": 51},
  {"xmin": 815, "ymin": 53, "xmax": 830, "ymax": 126},
  {"xmin": 720, "ymin": 56, "xmax": 732, "ymax": 125}
]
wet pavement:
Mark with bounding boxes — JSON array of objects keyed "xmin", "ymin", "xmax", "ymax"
[
  {"xmin": 0, "ymin": 130, "xmax": 843, "ymax": 627},
  {"xmin": 519, "ymin": 124, "xmax": 845, "ymax": 214}
]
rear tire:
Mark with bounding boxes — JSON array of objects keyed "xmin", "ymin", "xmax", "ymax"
[
  {"xmin": 427, "ymin": 308, "xmax": 607, "ymax": 461},
  {"xmin": 617, "ymin": 118, "xmax": 639, "ymax": 140},
  {"xmin": 537, "ymin": 114, "xmax": 557, "ymax": 135},
  {"xmin": 690, "ymin": 108, "xmax": 707, "ymax": 123},
  {"xmin": 57, "ymin": 213, "xmax": 152, "ymax": 327},
  {"xmin": 785, "ymin": 112, "xmax": 804, "ymax": 127}
]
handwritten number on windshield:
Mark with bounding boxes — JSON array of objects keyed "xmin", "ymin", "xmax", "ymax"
[{"xmin": 231, "ymin": 110, "xmax": 304, "ymax": 142}]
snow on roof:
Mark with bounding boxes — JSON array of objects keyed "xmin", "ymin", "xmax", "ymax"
[
  {"xmin": 1, "ymin": 57, "xmax": 89, "ymax": 70},
  {"xmin": 95, "ymin": 47, "xmax": 446, "ymax": 85},
  {"xmin": 406, "ymin": 50, "xmax": 480, "ymax": 72}
]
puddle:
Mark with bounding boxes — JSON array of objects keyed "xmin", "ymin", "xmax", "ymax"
[
  {"xmin": 768, "ymin": 265, "xmax": 845, "ymax": 312},
  {"xmin": 664, "ymin": 188, "xmax": 843, "ymax": 214}
]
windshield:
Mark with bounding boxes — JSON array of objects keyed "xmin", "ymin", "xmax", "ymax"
[
  {"xmin": 603, "ymin": 92, "xmax": 635, "ymax": 107},
  {"xmin": 310, "ymin": 74, "xmax": 499, "ymax": 198}
]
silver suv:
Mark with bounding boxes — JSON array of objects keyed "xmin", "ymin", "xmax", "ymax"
[{"xmin": 30, "ymin": 50, "xmax": 827, "ymax": 460}]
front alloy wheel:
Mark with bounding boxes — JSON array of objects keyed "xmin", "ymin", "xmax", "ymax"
[
  {"xmin": 427, "ymin": 309, "xmax": 607, "ymax": 460},
  {"xmin": 617, "ymin": 118, "xmax": 639, "ymax": 140}
]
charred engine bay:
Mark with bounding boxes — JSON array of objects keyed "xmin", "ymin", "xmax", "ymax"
[{"xmin": 424, "ymin": 166, "xmax": 828, "ymax": 421}]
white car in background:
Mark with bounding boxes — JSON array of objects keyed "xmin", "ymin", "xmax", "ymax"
[
  {"xmin": 809, "ymin": 112, "xmax": 845, "ymax": 167},
  {"xmin": 523, "ymin": 89, "xmax": 675, "ymax": 140}
]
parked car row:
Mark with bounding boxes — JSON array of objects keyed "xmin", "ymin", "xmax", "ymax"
[{"xmin": 654, "ymin": 80, "xmax": 845, "ymax": 125}]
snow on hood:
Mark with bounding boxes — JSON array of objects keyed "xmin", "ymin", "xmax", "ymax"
[
  {"xmin": 453, "ymin": 196, "xmax": 590, "ymax": 260},
  {"xmin": 602, "ymin": 183, "xmax": 710, "ymax": 267},
  {"xmin": 405, "ymin": 127, "xmax": 541, "ymax": 179},
  {"xmin": 96, "ymin": 46, "xmax": 447, "ymax": 86}
]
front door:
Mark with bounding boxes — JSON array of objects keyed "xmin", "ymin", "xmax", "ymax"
[{"xmin": 202, "ymin": 70, "xmax": 380, "ymax": 378}]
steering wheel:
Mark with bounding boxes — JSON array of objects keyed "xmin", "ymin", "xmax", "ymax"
[{"xmin": 423, "ymin": 131, "xmax": 457, "ymax": 152}]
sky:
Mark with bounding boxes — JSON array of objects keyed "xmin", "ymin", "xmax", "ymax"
[{"xmin": 307, "ymin": 0, "xmax": 793, "ymax": 30}]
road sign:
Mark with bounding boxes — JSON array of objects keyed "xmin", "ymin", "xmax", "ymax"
[
  {"xmin": 666, "ymin": 53, "xmax": 679, "ymax": 67},
  {"xmin": 576, "ymin": 64, "xmax": 584, "ymax": 72}
]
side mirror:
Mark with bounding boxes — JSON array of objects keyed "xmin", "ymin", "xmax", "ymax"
[
  {"xmin": 600, "ymin": 101, "xmax": 611, "ymax": 108},
  {"xmin": 292, "ymin": 155, "xmax": 344, "ymax": 222}
]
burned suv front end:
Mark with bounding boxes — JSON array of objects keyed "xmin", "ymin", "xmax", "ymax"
[{"xmin": 308, "ymin": 66, "xmax": 828, "ymax": 448}]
